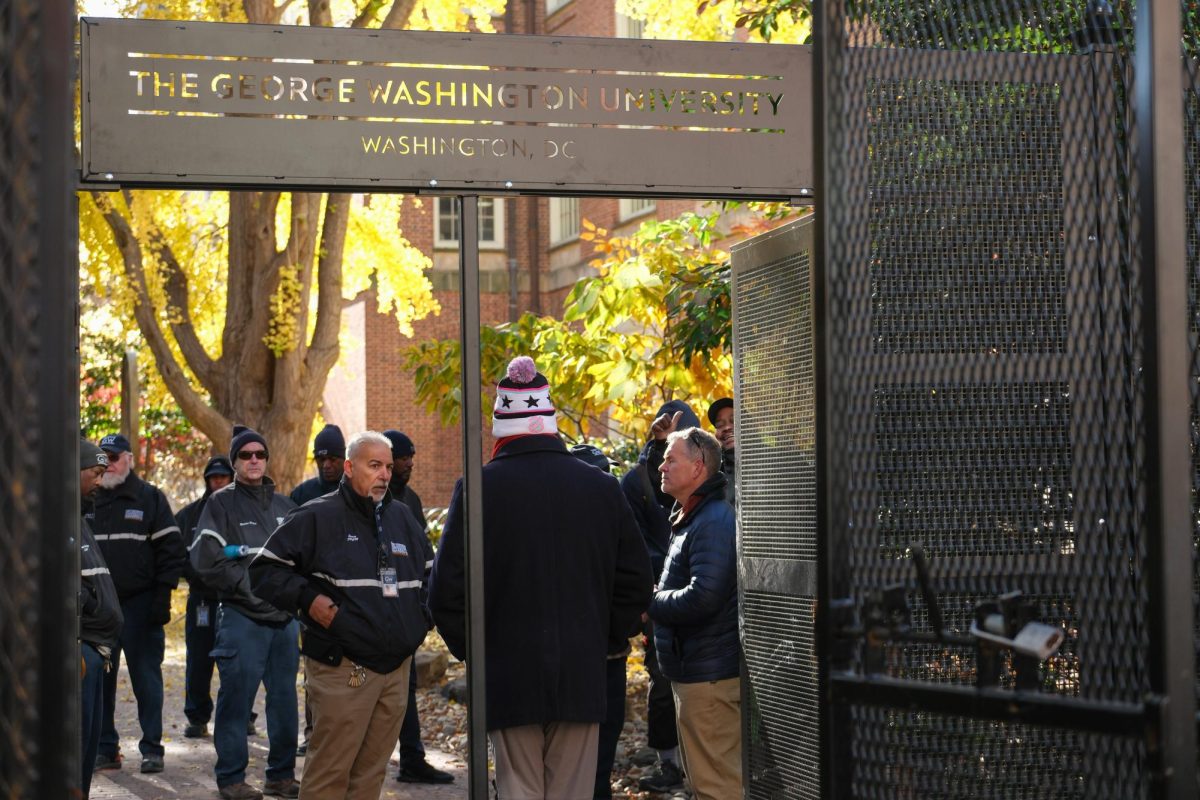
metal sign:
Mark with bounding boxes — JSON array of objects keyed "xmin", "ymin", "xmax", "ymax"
[{"xmin": 79, "ymin": 17, "xmax": 811, "ymax": 199}]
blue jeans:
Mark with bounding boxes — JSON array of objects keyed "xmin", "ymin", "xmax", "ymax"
[
  {"xmin": 594, "ymin": 655, "xmax": 627, "ymax": 799},
  {"xmin": 82, "ymin": 643, "xmax": 106, "ymax": 796},
  {"xmin": 184, "ymin": 593, "xmax": 217, "ymax": 725},
  {"xmin": 211, "ymin": 606, "xmax": 299, "ymax": 788},
  {"xmin": 398, "ymin": 664, "xmax": 426, "ymax": 768},
  {"xmin": 99, "ymin": 589, "xmax": 165, "ymax": 758}
]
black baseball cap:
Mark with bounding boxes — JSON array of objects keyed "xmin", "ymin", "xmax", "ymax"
[
  {"xmin": 203, "ymin": 455, "xmax": 234, "ymax": 479},
  {"xmin": 569, "ymin": 444, "xmax": 616, "ymax": 473},
  {"xmin": 707, "ymin": 397, "xmax": 733, "ymax": 426},
  {"xmin": 99, "ymin": 433, "xmax": 132, "ymax": 454}
]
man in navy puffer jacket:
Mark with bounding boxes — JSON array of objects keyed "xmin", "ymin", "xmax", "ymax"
[{"xmin": 648, "ymin": 427, "xmax": 740, "ymax": 800}]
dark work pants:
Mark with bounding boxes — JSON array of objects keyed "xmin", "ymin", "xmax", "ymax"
[
  {"xmin": 99, "ymin": 589, "xmax": 165, "ymax": 758},
  {"xmin": 594, "ymin": 655, "xmax": 627, "ymax": 799},
  {"xmin": 397, "ymin": 661, "xmax": 426, "ymax": 768},
  {"xmin": 643, "ymin": 626, "xmax": 678, "ymax": 751},
  {"xmin": 82, "ymin": 643, "xmax": 106, "ymax": 797},
  {"xmin": 211, "ymin": 606, "xmax": 299, "ymax": 788},
  {"xmin": 184, "ymin": 593, "xmax": 217, "ymax": 725}
]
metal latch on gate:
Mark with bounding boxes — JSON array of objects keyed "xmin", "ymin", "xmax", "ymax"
[{"xmin": 831, "ymin": 544, "xmax": 1065, "ymax": 690}]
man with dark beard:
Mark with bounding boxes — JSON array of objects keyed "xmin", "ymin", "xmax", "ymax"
[
  {"xmin": 90, "ymin": 433, "xmax": 184, "ymax": 775},
  {"xmin": 706, "ymin": 398, "xmax": 736, "ymax": 508},
  {"xmin": 382, "ymin": 429, "xmax": 452, "ymax": 785},
  {"xmin": 290, "ymin": 424, "xmax": 345, "ymax": 506}
]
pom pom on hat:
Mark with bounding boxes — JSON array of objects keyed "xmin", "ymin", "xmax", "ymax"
[
  {"xmin": 494, "ymin": 355, "xmax": 558, "ymax": 437},
  {"xmin": 507, "ymin": 356, "xmax": 538, "ymax": 385}
]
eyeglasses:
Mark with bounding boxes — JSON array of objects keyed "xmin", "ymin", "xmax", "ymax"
[{"xmin": 236, "ymin": 449, "xmax": 269, "ymax": 461}]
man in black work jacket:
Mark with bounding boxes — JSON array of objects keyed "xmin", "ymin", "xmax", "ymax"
[
  {"xmin": 177, "ymin": 455, "xmax": 234, "ymax": 739},
  {"xmin": 251, "ymin": 431, "xmax": 431, "ymax": 800},
  {"xmin": 80, "ymin": 439, "xmax": 123, "ymax": 798},
  {"xmin": 191, "ymin": 426, "xmax": 299, "ymax": 800},
  {"xmin": 90, "ymin": 432, "xmax": 184, "ymax": 775},
  {"xmin": 289, "ymin": 423, "xmax": 345, "ymax": 506},
  {"xmin": 430, "ymin": 356, "xmax": 652, "ymax": 800}
]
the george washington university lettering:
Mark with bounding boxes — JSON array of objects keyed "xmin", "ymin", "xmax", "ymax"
[{"xmin": 81, "ymin": 18, "xmax": 811, "ymax": 199}]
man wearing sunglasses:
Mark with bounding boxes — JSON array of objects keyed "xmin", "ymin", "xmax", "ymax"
[{"xmin": 191, "ymin": 425, "xmax": 300, "ymax": 800}]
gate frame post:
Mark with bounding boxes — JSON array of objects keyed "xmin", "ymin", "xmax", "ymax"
[{"xmin": 1133, "ymin": 0, "xmax": 1198, "ymax": 795}]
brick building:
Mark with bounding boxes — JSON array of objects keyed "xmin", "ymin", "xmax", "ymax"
[{"xmin": 322, "ymin": 1, "xmax": 739, "ymax": 508}]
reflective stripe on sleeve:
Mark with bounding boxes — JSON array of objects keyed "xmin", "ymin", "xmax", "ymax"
[
  {"xmin": 150, "ymin": 525, "xmax": 180, "ymax": 540},
  {"xmin": 80, "ymin": 567, "xmax": 111, "ymax": 577},
  {"xmin": 92, "ymin": 532, "xmax": 148, "ymax": 542},
  {"xmin": 198, "ymin": 528, "xmax": 227, "ymax": 547}
]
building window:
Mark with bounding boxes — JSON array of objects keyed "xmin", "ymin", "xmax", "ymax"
[
  {"xmin": 549, "ymin": 197, "xmax": 580, "ymax": 244},
  {"xmin": 615, "ymin": 9, "xmax": 646, "ymax": 39},
  {"xmin": 547, "ymin": 0, "xmax": 572, "ymax": 14},
  {"xmin": 435, "ymin": 196, "xmax": 504, "ymax": 248},
  {"xmin": 618, "ymin": 197, "xmax": 656, "ymax": 221}
]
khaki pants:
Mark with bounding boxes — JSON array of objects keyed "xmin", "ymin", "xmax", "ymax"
[
  {"xmin": 673, "ymin": 677, "xmax": 742, "ymax": 800},
  {"xmin": 300, "ymin": 655, "xmax": 411, "ymax": 800},
  {"xmin": 490, "ymin": 721, "xmax": 599, "ymax": 800}
]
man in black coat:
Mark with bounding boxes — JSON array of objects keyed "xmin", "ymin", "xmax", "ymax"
[
  {"xmin": 191, "ymin": 426, "xmax": 300, "ymax": 800},
  {"xmin": 90, "ymin": 433, "xmax": 184, "ymax": 775},
  {"xmin": 177, "ymin": 455, "xmax": 234, "ymax": 739},
  {"xmin": 80, "ymin": 439, "xmax": 124, "ymax": 798},
  {"xmin": 252, "ymin": 431, "xmax": 433, "ymax": 800},
  {"xmin": 707, "ymin": 397, "xmax": 737, "ymax": 508},
  {"xmin": 430, "ymin": 356, "xmax": 653, "ymax": 800},
  {"xmin": 618, "ymin": 399, "xmax": 701, "ymax": 793},
  {"xmin": 382, "ymin": 428, "xmax": 453, "ymax": 786},
  {"xmin": 289, "ymin": 424, "xmax": 345, "ymax": 506}
]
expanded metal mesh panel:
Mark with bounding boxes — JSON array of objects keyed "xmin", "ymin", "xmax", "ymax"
[
  {"xmin": 874, "ymin": 383, "xmax": 1073, "ymax": 559},
  {"xmin": 1185, "ymin": 46, "xmax": 1200, "ymax": 732},
  {"xmin": 733, "ymin": 218, "xmax": 819, "ymax": 799},
  {"xmin": 0, "ymin": 0, "xmax": 44, "ymax": 796},
  {"xmin": 743, "ymin": 592, "xmax": 819, "ymax": 800},
  {"xmin": 737, "ymin": 244, "xmax": 816, "ymax": 562},
  {"xmin": 822, "ymin": 2, "xmax": 1152, "ymax": 795},
  {"xmin": 848, "ymin": 706, "xmax": 1146, "ymax": 799}
]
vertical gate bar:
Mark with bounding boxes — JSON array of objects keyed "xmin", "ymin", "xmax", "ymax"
[
  {"xmin": 457, "ymin": 194, "xmax": 489, "ymax": 798},
  {"xmin": 1133, "ymin": 0, "xmax": 1198, "ymax": 796},
  {"xmin": 38, "ymin": 1, "xmax": 79, "ymax": 796},
  {"xmin": 812, "ymin": 0, "xmax": 847, "ymax": 797}
]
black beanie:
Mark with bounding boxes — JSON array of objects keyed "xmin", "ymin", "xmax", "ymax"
[
  {"xmin": 383, "ymin": 429, "xmax": 415, "ymax": 459},
  {"xmin": 313, "ymin": 423, "xmax": 345, "ymax": 458},
  {"xmin": 229, "ymin": 424, "xmax": 268, "ymax": 460}
]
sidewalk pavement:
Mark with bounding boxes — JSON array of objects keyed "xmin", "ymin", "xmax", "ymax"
[{"xmin": 90, "ymin": 629, "xmax": 467, "ymax": 800}]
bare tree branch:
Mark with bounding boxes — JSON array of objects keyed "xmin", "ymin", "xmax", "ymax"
[{"xmin": 89, "ymin": 192, "xmax": 231, "ymax": 446}]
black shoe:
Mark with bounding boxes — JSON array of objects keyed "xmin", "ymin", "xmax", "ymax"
[
  {"xmin": 140, "ymin": 755, "xmax": 164, "ymax": 774},
  {"xmin": 637, "ymin": 761, "xmax": 684, "ymax": 793},
  {"xmin": 247, "ymin": 719, "xmax": 257, "ymax": 736},
  {"xmin": 397, "ymin": 760, "xmax": 454, "ymax": 784},
  {"xmin": 94, "ymin": 752, "xmax": 122, "ymax": 771},
  {"xmin": 184, "ymin": 722, "xmax": 208, "ymax": 738},
  {"xmin": 296, "ymin": 741, "xmax": 308, "ymax": 757}
]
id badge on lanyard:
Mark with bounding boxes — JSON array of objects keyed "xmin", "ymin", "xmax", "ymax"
[
  {"xmin": 380, "ymin": 567, "xmax": 399, "ymax": 597},
  {"xmin": 196, "ymin": 600, "xmax": 211, "ymax": 628}
]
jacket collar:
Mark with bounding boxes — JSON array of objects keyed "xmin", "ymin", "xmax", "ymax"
[
  {"xmin": 670, "ymin": 472, "xmax": 729, "ymax": 529},
  {"xmin": 235, "ymin": 476, "xmax": 276, "ymax": 508},
  {"xmin": 107, "ymin": 470, "xmax": 143, "ymax": 500},
  {"xmin": 340, "ymin": 477, "xmax": 389, "ymax": 521},
  {"xmin": 492, "ymin": 434, "xmax": 566, "ymax": 460}
]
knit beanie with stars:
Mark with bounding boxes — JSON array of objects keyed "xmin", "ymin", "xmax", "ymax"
[{"xmin": 493, "ymin": 356, "xmax": 558, "ymax": 437}]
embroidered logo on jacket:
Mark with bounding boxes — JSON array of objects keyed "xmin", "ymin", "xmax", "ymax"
[
  {"xmin": 124, "ymin": 509, "xmax": 144, "ymax": 521},
  {"xmin": 346, "ymin": 533, "xmax": 359, "ymax": 542}
]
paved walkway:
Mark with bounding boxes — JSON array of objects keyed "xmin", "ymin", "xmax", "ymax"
[{"xmin": 90, "ymin": 619, "xmax": 468, "ymax": 800}]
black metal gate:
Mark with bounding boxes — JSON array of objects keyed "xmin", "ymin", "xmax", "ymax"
[
  {"xmin": 734, "ymin": 3, "xmax": 1200, "ymax": 796},
  {"xmin": 0, "ymin": 0, "xmax": 80, "ymax": 796},
  {"xmin": 731, "ymin": 0, "xmax": 1197, "ymax": 797}
]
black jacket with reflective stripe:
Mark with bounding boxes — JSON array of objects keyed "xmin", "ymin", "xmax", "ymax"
[
  {"xmin": 190, "ymin": 478, "xmax": 295, "ymax": 625},
  {"xmin": 250, "ymin": 480, "xmax": 432, "ymax": 675},
  {"xmin": 177, "ymin": 492, "xmax": 218, "ymax": 600},
  {"xmin": 288, "ymin": 475, "xmax": 340, "ymax": 507},
  {"xmin": 88, "ymin": 472, "xmax": 184, "ymax": 599},
  {"xmin": 80, "ymin": 517, "xmax": 123, "ymax": 649}
]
